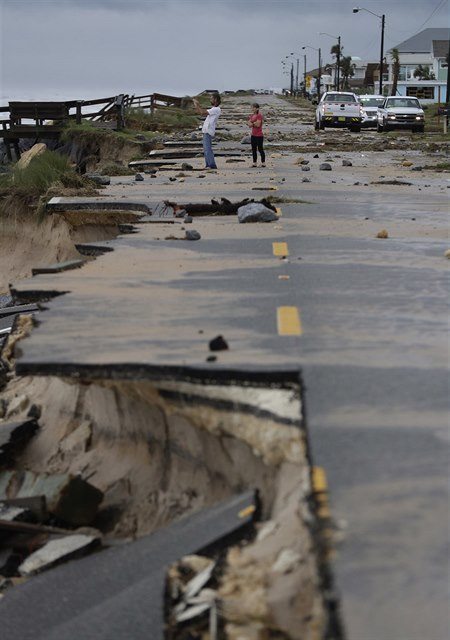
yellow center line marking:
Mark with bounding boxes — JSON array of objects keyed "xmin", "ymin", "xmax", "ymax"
[
  {"xmin": 272, "ymin": 242, "xmax": 289, "ymax": 257},
  {"xmin": 277, "ymin": 306, "xmax": 302, "ymax": 335},
  {"xmin": 312, "ymin": 466, "xmax": 328, "ymax": 492},
  {"xmin": 276, "ymin": 207, "xmax": 282, "ymax": 217},
  {"xmin": 238, "ymin": 505, "xmax": 256, "ymax": 519}
]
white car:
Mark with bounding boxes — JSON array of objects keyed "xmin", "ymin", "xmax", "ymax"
[
  {"xmin": 359, "ymin": 94, "xmax": 385, "ymax": 128},
  {"xmin": 377, "ymin": 97, "xmax": 425, "ymax": 133},
  {"xmin": 315, "ymin": 91, "xmax": 363, "ymax": 132}
]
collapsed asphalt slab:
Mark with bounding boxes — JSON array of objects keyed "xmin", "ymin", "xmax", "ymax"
[{"xmin": 0, "ymin": 492, "xmax": 258, "ymax": 640}]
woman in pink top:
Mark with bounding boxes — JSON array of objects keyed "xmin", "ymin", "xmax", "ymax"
[{"xmin": 248, "ymin": 102, "xmax": 266, "ymax": 167}]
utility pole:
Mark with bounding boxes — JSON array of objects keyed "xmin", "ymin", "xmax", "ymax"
[
  {"xmin": 303, "ymin": 54, "xmax": 307, "ymax": 98},
  {"xmin": 318, "ymin": 47, "xmax": 322, "ymax": 99},
  {"xmin": 336, "ymin": 36, "xmax": 341, "ymax": 90},
  {"xmin": 446, "ymin": 38, "xmax": 450, "ymax": 104},
  {"xmin": 379, "ymin": 14, "xmax": 385, "ymax": 94}
]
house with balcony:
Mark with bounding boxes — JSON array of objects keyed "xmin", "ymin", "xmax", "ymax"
[{"xmin": 385, "ymin": 28, "xmax": 449, "ymax": 103}]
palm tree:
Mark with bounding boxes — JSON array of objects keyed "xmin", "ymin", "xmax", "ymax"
[
  {"xmin": 391, "ymin": 48, "xmax": 400, "ymax": 96},
  {"xmin": 340, "ymin": 56, "xmax": 355, "ymax": 89},
  {"xmin": 330, "ymin": 43, "xmax": 343, "ymax": 90},
  {"xmin": 413, "ymin": 64, "xmax": 436, "ymax": 80}
]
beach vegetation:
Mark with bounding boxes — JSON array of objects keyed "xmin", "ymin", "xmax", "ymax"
[
  {"xmin": 124, "ymin": 106, "xmax": 198, "ymax": 131},
  {"xmin": 0, "ymin": 150, "xmax": 86, "ymax": 198},
  {"xmin": 0, "ymin": 150, "xmax": 96, "ymax": 222},
  {"xmin": 99, "ymin": 163, "xmax": 135, "ymax": 176}
]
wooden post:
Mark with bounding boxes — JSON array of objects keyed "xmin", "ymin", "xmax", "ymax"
[{"xmin": 76, "ymin": 101, "xmax": 82, "ymax": 124}]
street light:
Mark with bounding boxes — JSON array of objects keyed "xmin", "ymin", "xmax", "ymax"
[
  {"xmin": 286, "ymin": 55, "xmax": 298, "ymax": 94},
  {"xmin": 281, "ymin": 59, "xmax": 294, "ymax": 95},
  {"xmin": 302, "ymin": 45, "xmax": 322, "ymax": 99},
  {"xmin": 320, "ymin": 32, "xmax": 341, "ymax": 90},
  {"xmin": 293, "ymin": 52, "xmax": 308, "ymax": 98},
  {"xmin": 289, "ymin": 52, "xmax": 306, "ymax": 96},
  {"xmin": 353, "ymin": 7, "xmax": 385, "ymax": 94}
]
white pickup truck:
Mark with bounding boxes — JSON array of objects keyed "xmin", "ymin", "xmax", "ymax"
[
  {"xmin": 314, "ymin": 91, "xmax": 363, "ymax": 132},
  {"xmin": 376, "ymin": 97, "xmax": 425, "ymax": 133}
]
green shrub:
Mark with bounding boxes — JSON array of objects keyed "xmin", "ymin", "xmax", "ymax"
[
  {"xmin": 100, "ymin": 163, "xmax": 135, "ymax": 176},
  {"xmin": 125, "ymin": 106, "xmax": 198, "ymax": 131},
  {"xmin": 9, "ymin": 150, "xmax": 83, "ymax": 196}
]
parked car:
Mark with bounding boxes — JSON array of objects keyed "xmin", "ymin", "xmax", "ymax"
[
  {"xmin": 315, "ymin": 91, "xmax": 363, "ymax": 132},
  {"xmin": 359, "ymin": 94, "xmax": 385, "ymax": 128},
  {"xmin": 377, "ymin": 97, "xmax": 425, "ymax": 133}
]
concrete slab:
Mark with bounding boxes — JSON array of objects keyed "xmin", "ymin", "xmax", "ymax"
[
  {"xmin": 0, "ymin": 304, "xmax": 39, "ymax": 317},
  {"xmin": 46, "ymin": 197, "xmax": 152, "ymax": 214},
  {"xmin": 31, "ymin": 260, "xmax": 85, "ymax": 276}
]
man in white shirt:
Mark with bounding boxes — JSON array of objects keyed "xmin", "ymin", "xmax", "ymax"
[{"xmin": 193, "ymin": 93, "xmax": 221, "ymax": 169}]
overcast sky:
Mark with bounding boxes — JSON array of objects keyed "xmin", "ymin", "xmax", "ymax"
[{"xmin": 0, "ymin": 0, "xmax": 447, "ymax": 101}]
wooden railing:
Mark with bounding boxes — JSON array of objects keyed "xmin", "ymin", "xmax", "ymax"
[{"xmin": 0, "ymin": 92, "xmax": 191, "ymax": 160}]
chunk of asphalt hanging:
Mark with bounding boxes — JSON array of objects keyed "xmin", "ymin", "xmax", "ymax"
[
  {"xmin": 209, "ymin": 335, "xmax": 229, "ymax": 352},
  {"xmin": 0, "ymin": 490, "xmax": 257, "ymax": 640}
]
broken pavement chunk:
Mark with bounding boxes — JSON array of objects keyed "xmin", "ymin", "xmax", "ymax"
[
  {"xmin": 18, "ymin": 534, "xmax": 99, "ymax": 576},
  {"xmin": 0, "ymin": 471, "xmax": 103, "ymax": 526},
  {"xmin": 0, "ymin": 419, "xmax": 39, "ymax": 465},
  {"xmin": 185, "ymin": 230, "xmax": 201, "ymax": 241},
  {"xmin": 209, "ymin": 335, "xmax": 229, "ymax": 352},
  {"xmin": 237, "ymin": 202, "xmax": 278, "ymax": 223},
  {"xmin": 31, "ymin": 259, "xmax": 85, "ymax": 276}
]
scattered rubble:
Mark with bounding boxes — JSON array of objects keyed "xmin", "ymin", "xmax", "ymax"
[
  {"xmin": 18, "ymin": 533, "xmax": 100, "ymax": 576},
  {"xmin": 0, "ymin": 419, "xmax": 39, "ymax": 465},
  {"xmin": 185, "ymin": 229, "xmax": 201, "ymax": 241},
  {"xmin": 209, "ymin": 335, "xmax": 229, "ymax": 351},
  {"xmin": 237, "ymin": 202, "xmax": 278, "ymax": 223},
  {"xmin": 0, "ymin": 470, "xmax": 103, "ymax": 526}
]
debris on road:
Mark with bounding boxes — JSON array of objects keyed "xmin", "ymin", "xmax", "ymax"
[{"xmin": 237, "ymin": 202, "xmax": 278, "ymax": 223}]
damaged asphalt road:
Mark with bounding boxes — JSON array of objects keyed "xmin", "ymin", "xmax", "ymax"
[{"xmin": 0, "ymin": 93, "xmax": 449, "ymax": 639}]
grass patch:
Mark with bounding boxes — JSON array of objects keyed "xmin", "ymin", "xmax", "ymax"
[
  {"xmin": 99, "ymin": 163, "xmax": 135, "ymax": 176},
  {"xmin": 0, "ymin": 150, "xmax": 86, "ymax": 198},
  {"xmin": 125, "ymin": 106, "xmax": 198, "ymax": 131},
  {"xmin": 0, "ymin": 150, "xmax": 96, "ymax": 222}
]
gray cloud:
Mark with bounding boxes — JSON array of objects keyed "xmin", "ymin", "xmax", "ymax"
[{"xmin": 1, "ymin": 0, "xmax": 447, "ymax": 102}]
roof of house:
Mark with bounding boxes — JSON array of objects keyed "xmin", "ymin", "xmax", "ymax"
[
  {"xmin": 391, "ymin": 28, "xmax": 449, "ymax": 53},
  {"xmin": 432, "ymin": 40, "xmax": 449, "ymax": 58}
]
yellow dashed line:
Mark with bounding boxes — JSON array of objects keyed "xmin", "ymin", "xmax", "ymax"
[
  {"xmin": 277, "ymin": 306, "xmax": 302, "ymax": 335},
  {"xmin": 276, "ymin": 207, "xmax": 282, "ymax": 217},
  {"xmin": 312, "ymin": 466, "xmax": 335, "ymax": 558},
  {"xmin": 312, "ymin": 466, "xmax": 328, "ymax": 493},
  {"xmin": 272, "ymin": 242, "xmax": 289, "ymax": 257},
  {"xmin": 238, "ymin": 505, "xmax": 256, "ymax": 519},
  {"xmin": 312, "ymin": 468, "xmax": 331, "ymax": 518}
]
